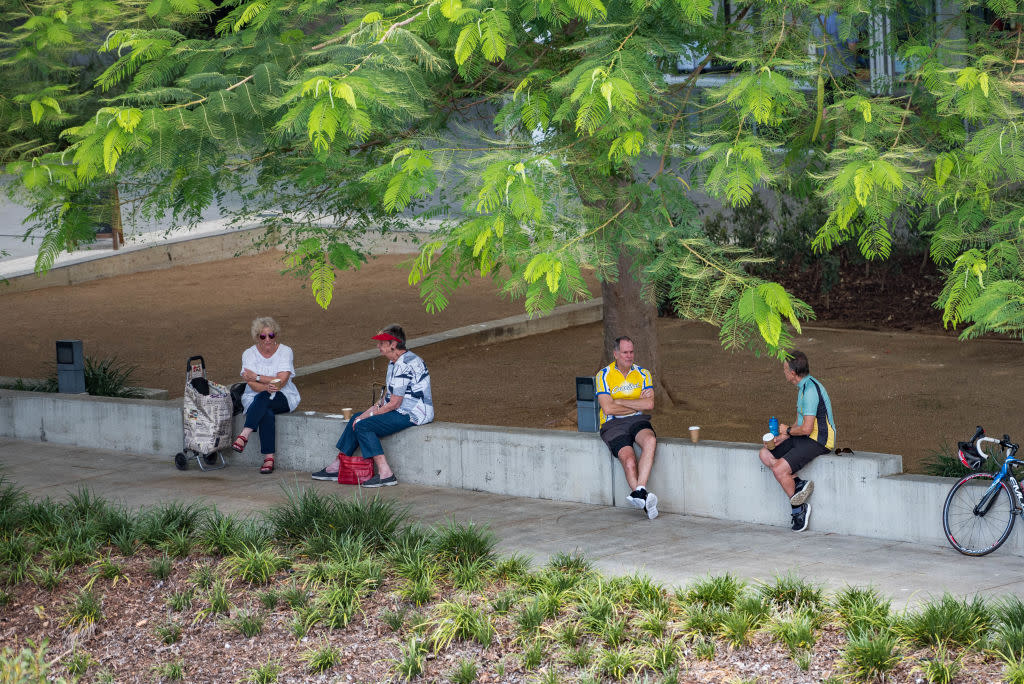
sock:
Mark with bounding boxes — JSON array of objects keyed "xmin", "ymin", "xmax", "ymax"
[{"xmin": 792, "ymin": 506, "xmax": 802, "ymax": 515}]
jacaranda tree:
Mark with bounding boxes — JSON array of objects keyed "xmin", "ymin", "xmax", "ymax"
[{"xmin": 4, "ymin": 0, "xmax": 1024, "ymax": 387}]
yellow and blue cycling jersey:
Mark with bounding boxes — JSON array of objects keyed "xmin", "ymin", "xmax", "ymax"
[{"xmin": 595, "ymin": 362, "xmax": 654, "ymax": 428}]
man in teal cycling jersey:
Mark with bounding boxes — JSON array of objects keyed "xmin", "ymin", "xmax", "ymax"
[{"xmin": 758, "ymin": 351, "xmax": 837, "ymax": 532}]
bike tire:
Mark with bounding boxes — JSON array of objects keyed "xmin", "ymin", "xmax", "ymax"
[{"xmin": 942, "ymin": 472, "xmax": 1016, "ymax": 556}]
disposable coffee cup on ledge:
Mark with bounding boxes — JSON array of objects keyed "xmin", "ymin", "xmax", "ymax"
[
  {"xmin": 763, "ymin": 432, "xmax": 775, "ymax": 450},
  {"xmin": 341, "ymin": 407, "xmax": 353, "ymax": 420},
  {"xmin": 689, "ymin": 426, "xmax": 700, "ymax": 444}
]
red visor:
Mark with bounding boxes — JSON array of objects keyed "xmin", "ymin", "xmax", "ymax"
[{"xmin": 371, "ymin": 332, "xmax": 402, "ymax": 343}]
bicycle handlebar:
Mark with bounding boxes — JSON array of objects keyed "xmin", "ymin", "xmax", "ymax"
[{"xmin": 972, "ymin": 426, "xmax": 1019, "ymax": 460}]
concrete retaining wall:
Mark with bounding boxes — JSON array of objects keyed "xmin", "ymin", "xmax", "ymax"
[
  {"xmin": 0, "ymin": 227, "xmax": 431, "ymax": 294},
  {"xmin": 0, "ymin": 389, "xmax": 994, "ymax": 554}
]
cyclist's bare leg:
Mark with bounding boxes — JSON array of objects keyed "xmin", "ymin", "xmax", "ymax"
[
  {"xmin": 759, "ymin": 447, "xmax": 796, "ymax": 497},
  {"xmin": 634, "ymin": 429, "xmax": 657, "ymax": 489},
  {"xmin": 616, "ymin": 446, "xmax": 640, "ymax": 491}
]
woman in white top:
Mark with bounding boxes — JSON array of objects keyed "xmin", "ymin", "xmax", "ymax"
[{"xmin": 234, "ymin": 316, "xmax": 300, "ymax": 474}]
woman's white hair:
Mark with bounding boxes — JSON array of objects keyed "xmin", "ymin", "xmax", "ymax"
[{"xmin": 251, "ymin": 316, "xmax": 281, "ymax": 340}]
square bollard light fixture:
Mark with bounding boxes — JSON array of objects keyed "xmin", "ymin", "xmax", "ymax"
[
  {"xmin": 56, "ymin": 340, "xmax": 86, "ymax": 394},
  {"xmin": 575, "ymin": 376, "xmax": 599, "ymax": 432}
]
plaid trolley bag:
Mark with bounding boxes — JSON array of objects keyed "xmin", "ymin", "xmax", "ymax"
[{"xmin": 175, "ymin": 355, "xmax": 233, "ymax": 471}]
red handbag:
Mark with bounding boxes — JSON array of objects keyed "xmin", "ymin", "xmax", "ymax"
[{"xmin": 336, "ymin": 453, "xmax": 373, "ymax": 485}]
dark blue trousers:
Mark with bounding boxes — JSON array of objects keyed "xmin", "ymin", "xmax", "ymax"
[{"xmin": 244, "ymin": 391, "xmax": 290, "ymax": 454}]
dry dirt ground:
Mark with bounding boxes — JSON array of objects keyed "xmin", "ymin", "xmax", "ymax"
[{"xmin": 4, "ymin": 250, "xmax": 1024, "ymax": 473}]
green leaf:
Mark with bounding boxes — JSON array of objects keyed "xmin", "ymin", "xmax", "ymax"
[
  {"xmin": 935, "ymin": 153, "xmax": 954, "ymax": 188},
  {"xmin": 454, "ymin": 25, "xmax": 478, "ymax": 65}
]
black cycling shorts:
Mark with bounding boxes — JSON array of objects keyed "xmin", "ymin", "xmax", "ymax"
[
  {"xmin": 600, "ymin": 414, "xmax": 656, "ymax": 458},
  {"xmin": 770, "ymin": 435, "xmax": 828, "ymax": 473}
]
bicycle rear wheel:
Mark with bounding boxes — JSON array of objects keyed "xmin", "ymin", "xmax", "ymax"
[{"xmin": 943, "ymin": 472, "xmax": 1017, "ymax": 556}]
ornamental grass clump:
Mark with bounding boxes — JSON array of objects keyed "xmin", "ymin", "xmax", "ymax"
[
  {"xmin": 148, "ymin": 554, "xmax": 172, "ymax": 580},
  {"xmin": 682, "ymin": 573, "xmax": 746, "ymax": 609},
  {"xmin": 245, "ymin": 659, "xmax": 282, "ymax": 684},
  {"xmin": 223, "ymin": 543, "xmax": 289, "ymax": 585},
  {"xmin": 166, "ymin": 588, "xmax": 193, "ymax": 612},
  {"xmin": 61, "ymin": 588, "xmax": 103, "ymax": 630},
  {"xmin": 832, "ymin": 585, "xmax": 892, "ymax": 635},
  {"xmin": 840, "ymin": 628, "xmax": 902, "ymax": 681},
  {"xmin": 302, "ymin": 642, "xmax": 342, "ymax": 674},
  {"xmin": 758, "ymin": 572, "xmax": 825, "ymax": 612},
  {"xmin": 897, "ymin": 593, "xmax": 990, "ymax": 649},
  {"xmin": 199, "ymin": 510, "xmax": 247, "ymax": 557},
  {"xmin": 430, "ymin": 600, "xmax": 494, "ymax": 651},
  {"xmin": 154, "ymin": 620, "xmax": 182, "ymax": 644},
  {"xmin": 597, "ymin": 644, "xmax": 640, "ymax": 679},
  {"xmin": 916, "ymin": 644, "xmax": 962, "ymax": 684},
  {"xmin": 151, "ymin": 659, "xmax": 185, "ymax": 681},
  {"xmin": 647, "ymin": 639, "xmax": 679, "ymax": 673},
  {"xmin": 225, "ymin": 610, "xmax": 264, "ymax": 637},
  {"xmin": 393, "ymin": 637, "xmax": 427, "ymax": 680},
  {"xmin": 449, "ymin": 659, "xmax": 477, "ymax": 684}
]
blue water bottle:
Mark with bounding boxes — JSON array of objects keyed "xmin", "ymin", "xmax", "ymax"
[{"xmin": 769, "ymin": 416, "xmax": 779, "ymax": 437}]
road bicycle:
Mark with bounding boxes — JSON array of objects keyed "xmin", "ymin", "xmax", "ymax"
[{"xmin": 942, "ymin": 426, "xmax": 1024, "ymax": 556}]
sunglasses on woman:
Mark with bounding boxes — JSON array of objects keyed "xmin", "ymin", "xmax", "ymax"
[{"xmin": 259, "ymin": 332, "xmax": 276, "ymax": 340}]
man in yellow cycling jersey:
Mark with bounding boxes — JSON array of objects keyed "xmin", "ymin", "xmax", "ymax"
[{"xmin": 595, "ymin": 335, "xmax": 659, "ymax": 520}]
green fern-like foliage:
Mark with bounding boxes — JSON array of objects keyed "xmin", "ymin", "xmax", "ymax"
[{"xmin": 8, "ymin": 0, "xmax": 1024, "ymax": 349}]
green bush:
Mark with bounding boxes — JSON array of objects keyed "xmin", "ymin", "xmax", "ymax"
[{"xmin": 0, "ymin": 356, "xmax": 143, "ymax": 398}]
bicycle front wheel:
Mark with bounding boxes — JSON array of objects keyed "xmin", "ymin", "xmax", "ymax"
[{"xmin": 943, "ymin": 473, "xmax": 1017, "ymax": 556}]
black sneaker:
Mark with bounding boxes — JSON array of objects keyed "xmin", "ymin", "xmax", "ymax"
[
  {"xmin": 361, "ymin": 474, "xmax": 398, "ymax": 488},
  {"xmin": 791, "ymin": 503, "xmax": 810, "ymax": 532},
  {"xmin": 311, "ymin": 468, "xmax": 338, "ymax": 482},
  {"xmin": 790, "ymin": 478, "xmax": 814, "ymax": 506}
]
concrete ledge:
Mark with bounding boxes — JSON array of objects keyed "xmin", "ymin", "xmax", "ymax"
[
  {"xmin": 0, "ymin": 227, "xmax": 432, "ymax": 294},
  {"xmin": 296, "ymin": 299, "xmax": 603, "ymax": 377},
  {"xmin": 0, "ymin": 377, "xmax": 169, "ymax": 401},
  {"xmin": 0, "ymin": 389, "xmax": 983, "ymax": 555}
]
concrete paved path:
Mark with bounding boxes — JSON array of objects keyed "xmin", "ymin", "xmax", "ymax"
[{"xmin": 1, "ymin": 437, "xmax": 1018, "ymax": 609}]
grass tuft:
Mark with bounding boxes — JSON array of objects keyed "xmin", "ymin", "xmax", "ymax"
[
  {"xmin": 245, "ymin": 659, "xmax": 282, "ymax": 684},
  {"xmin": 225, "ymin": 610, "xmax": 264, "ymax": 637},
  {"xmin": 840, "ymin": 628, "xmax": 901, "ymax": 681},
  {"xmin": 223, "ymin": 543, "xmax": 289, "ymax": 585},
  {"xmin": 152, "ymin": 659, "xmax": 185, "ymax": 681},
  {"xmin": 155, "ymin": 619, "xmax": 182, "ymax": 644},
  {"xmin": 394, "ymin": 636, "xmax": 427, "ymax": 680},
  {"xmin": 61, "ymin": 588, "xmax": 103, "ymax": 630},
  {"xmin": 682, "ymin": 573, "xmax": 747, "ymax": 608},
  {"xmin": 449, "ymin": 658, "xmax": 477, "ymax": 684},
  {"xmin": 166, "ymin": 588, "xmax": 194, "ymax": 612},
  {"xmin": 302, "ymin": 642, "xmax": 342, "ymax": 674},
  {"xmin": 897, "ymin": 593, "xmax": 990, "ymax": 649},
  {"xmin": 148, "ymin": 554, "xmax": 173, "ymax": 580},
  {"xmin": 758, "ymin": 572, "xmax": 825, "ymax": 611}
]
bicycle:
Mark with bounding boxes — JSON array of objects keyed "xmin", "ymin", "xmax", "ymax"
[{"xmin": 942, "ymin": 426, "xmax": 1024, "ymax": 556}]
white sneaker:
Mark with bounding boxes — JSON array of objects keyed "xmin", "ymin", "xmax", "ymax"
[
  {"xmin": 645, "ymin": 492, "xmax": 659, "ymax": 520},
  {"xmin": 625, "ymin": 488, "xmax": 647, "ymax": 509}
]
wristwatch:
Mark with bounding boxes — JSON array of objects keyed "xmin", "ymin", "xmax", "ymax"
[{"xmin": 786, "ymin": 426, "xmax": 792, "ymax": 436}]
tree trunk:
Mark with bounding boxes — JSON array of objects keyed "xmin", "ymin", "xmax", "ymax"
[{"xmin": 600, "ymin": 251, "xmax": 677, "ymax": 407}]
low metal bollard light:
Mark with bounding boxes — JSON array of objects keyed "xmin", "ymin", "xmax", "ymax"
[
  {"xmin": 56, "ymin": 340, "xmax": 86, "ymax": 394},
  {"xmin": 575, "ymin": 376, "xmax": 599, "ymax": 432}
]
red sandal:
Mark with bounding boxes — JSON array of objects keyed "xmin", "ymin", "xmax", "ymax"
[
  {"xmin": 260, "ymin": 455, "xmax": 275, "ymax": 474},
  {"xmin": 231, "ymin": 434, "xmax": 248, "ymax": 453}
]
